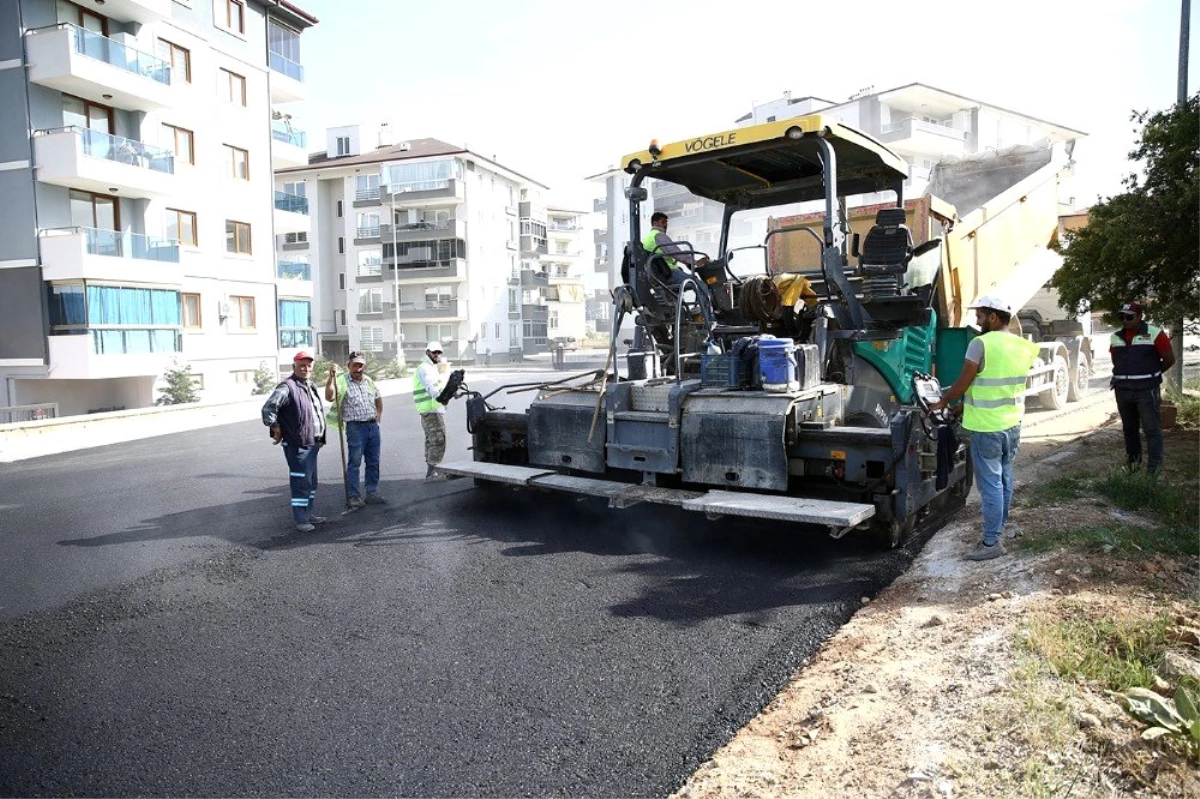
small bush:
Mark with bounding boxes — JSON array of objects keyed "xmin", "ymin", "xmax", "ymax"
[
  {"xmin": 251, "ymin": 361, "xmax": 276, "ymax": 395},
  {"xmin": 156, "ymin": 362, "xmax": 199, "ymax": 405}
]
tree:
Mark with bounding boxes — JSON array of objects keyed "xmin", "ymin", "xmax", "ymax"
[
  {"xmin": 1052, "ymin": 94, "xmax": 1198, "ymax": 333},
  {"xmin": 156, "ymin": 361, "xmax": 199, "ymax": 405},
  {"xmin": 252, "ymin": 361, "xmax": 277, "ymax": 395}
]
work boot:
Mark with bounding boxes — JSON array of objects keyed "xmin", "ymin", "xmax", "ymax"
[
  {"xmin": 364, "ymin": 494, "xmax": 387, "ymax": 504},
  {"xmin": 295, "ymin": 523, "xmax": 316, "ymax": 533},
  {"xmin": 348, "ymin": 496, "xmax": 365, "ymax": 509},
  {"xmin": 425, "ymin": 464, "xmax": 446, "ymax": 483},
  {"xmin": 965, "ymin": 541, "xmax": 1006, "ymax": 561},
  {"xmin": 309, "ymin": 516, "xmax": 327, "ymax": 525}
]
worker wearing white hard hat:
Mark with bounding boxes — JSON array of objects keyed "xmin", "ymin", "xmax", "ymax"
[
  {"xmin": 930, "ymin": 293, "xmax": 1039, "ymax": 562},
  {"xmin": 413, "ymin": 340, "xmax": 452, "ymax": 481}
]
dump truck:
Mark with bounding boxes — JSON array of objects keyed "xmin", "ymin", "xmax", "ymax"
[
  {"xmin": 765, "ymin": 140, "xmax": 1093, "ymax": 412},
  {"xmin": 437, "ymin": 116, "xmax": 1081, "ymax": 548}
]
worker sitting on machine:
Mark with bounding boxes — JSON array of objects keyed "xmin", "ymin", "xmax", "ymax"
[{"xmin": 642, "ymin": 211, "xmax": 715, "ymax": 326}]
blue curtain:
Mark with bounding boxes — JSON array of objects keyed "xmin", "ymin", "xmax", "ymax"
[
  {"xmin": 278, "ymin": 300, "xmax": 311, "ymax": 328},
  {"xmin": 87, "ymin": 286, "xmax": 180, "ymax": 324}
]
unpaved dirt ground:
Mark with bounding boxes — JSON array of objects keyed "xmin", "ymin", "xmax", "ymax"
[{"xmin": 675, "ymin": 402, "xmax": 1200, "ymax": 799}]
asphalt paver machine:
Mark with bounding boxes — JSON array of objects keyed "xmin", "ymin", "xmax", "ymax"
[{"xmin": 440, "ymin": 116, "xmax": 972, "ymax": 547}]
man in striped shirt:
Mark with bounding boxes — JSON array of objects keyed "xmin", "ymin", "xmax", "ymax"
[{"xmin": 326, "ymin": 351, "xmax": 384, "ymax": 507}]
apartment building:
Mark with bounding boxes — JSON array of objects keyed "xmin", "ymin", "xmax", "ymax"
[
  {"xmin": 590, "ymin": 83, "xmax": 1085, "ymax": 294},
  {"xmin": 0, "ymin": 0, "xmax": 316, "ymax": 418},
  {"xmin": 543, "ymin": 207, "xmax": 587, "ymax": 343},
  {"xmin": 275, "ymin": 127, "xmax": 551, "ymax": 365}
]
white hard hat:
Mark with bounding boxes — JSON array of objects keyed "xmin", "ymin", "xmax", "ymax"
[
  {"xmin": 425, "ymin": 341, "xmax": 443, "ymax": 353},
  {"xmin": 968, "ymin": 294, "xmax": 1013, "ymax": 315}
]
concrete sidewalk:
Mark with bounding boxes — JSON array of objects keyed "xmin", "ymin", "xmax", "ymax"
[{"xmin": 0, "ymin": 378, "xmax": 414, "ymax": 464}]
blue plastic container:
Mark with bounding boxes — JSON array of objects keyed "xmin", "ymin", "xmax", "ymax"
[{"xmin": 758, "ymin": 336, "xmax": 797, "ymax": 391}]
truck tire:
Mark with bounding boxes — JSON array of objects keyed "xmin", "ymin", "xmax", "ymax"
[
  {"xmin": 1040, "ymin": 355, "xmax": 1070, "ymax": 410},
  {"xmin": 1067, "ymin": 356, "xmax": 1091, "ymax": 402}
]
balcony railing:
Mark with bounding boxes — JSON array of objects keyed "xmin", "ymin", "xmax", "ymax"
[
  {"xmin": 43, "ymin": 226, "xmax": 180, "ymax": 262},
  {"xmin": 274, "ymin": 190, "xmax": 309, "ymax": 214},
  {"xmin": 41, "ymin": 126, "xmax": 175, "ymax": 173},
  {"xmin": 548, "ymin": 223, "xmax": 580, "ymax": 232},
  {"xmin": 277, "ymin": 260, "xmax": 311, "ymax": 281},
  {"xmin": 68, "ymin": 25, "xmax": 172, "ymax": 85},
  {"xmin": 271, "ymin": 124, "xmax": 307, "ymax": 148},
  {"xmin": 268, "ymin": 50, "xmax": 304, "ymax": 81},
  {"xmin": 356, "ymin": 225, "xmax": 381, "ymax": 238},
  {"xmin": 355, "ymin": 187, "xmax": 380, "ymax": 201}
]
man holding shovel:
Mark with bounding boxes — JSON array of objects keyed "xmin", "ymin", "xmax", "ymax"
[{"xmin": 325, "ymin": 351, "xmax": 384, "ymax": 508}]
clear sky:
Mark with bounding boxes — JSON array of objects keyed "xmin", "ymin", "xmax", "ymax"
[{"xmin": 288, "ymin": 0, "xmax": 1196, "ymax": 210}]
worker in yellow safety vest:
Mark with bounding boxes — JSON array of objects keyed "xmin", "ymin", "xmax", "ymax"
[
  {"xmin": 642, "ymin": 211, "xmax": 715, "ymax": 326},
  {"xmin": 413, "ymin": 341, "xmax": 452, "ymax": 482},
  {"xmin": 930, "ymin": 295, "xmax": 1040, "ymax": 561}
]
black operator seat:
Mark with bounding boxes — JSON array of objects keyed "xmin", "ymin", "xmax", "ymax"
[{"xmin": 860, "ymin": 207, "xmax": 913, "ymax": 270}]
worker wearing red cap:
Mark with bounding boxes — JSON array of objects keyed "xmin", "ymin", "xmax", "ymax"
[
  {"xmin": 1110, "ymin": 301, "xmax": 1175, "ymax": 473},
  {"xmin": 261, "ymin": 351, "xmax": 328, "ymax": 532}
]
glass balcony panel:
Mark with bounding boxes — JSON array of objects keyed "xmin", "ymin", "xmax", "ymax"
[
  {"xmin": 271, "ymin": 124, "xmax": 307, "ymax": 148},
  {"xmin": 277, "ymin": 260, "xmax": 311, "ymax": 280},
  {"xmin": 72, "ymin": 25, "xmax": 171, "ymax": 85},
  {"xmin": 83, "ymin": 227, "xmax": 180, "ymax": 262},
  {"xmin": 59, "ymin": 127, "xmax": 176, "ymax": 173},
  {"xmin": 274, "ymin": 190, "xmax": 309, "ymax": 214},
  {"xmin": 268, "ymin": 50, "xmax": 304, "ymax": 81}
]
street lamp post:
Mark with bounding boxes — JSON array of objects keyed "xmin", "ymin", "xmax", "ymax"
[{"xmin": 391, "ymin": 181, "xmax": 401, "ymax": 365}]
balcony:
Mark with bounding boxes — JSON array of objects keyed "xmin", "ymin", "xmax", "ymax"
[
  {"xmin": 274, "ymin": 190, "xmax": 310, "ymax": 235},
  {"xmin": 391, "ymin": 300, "xmax": 466, "ymax": 321},
  {"xmin": 39, "ymin": 227, "xmax": 181, "ymax": 283},
  {"xmin": 26, "ymin": 25, "xmax": 174, "ymax": 111},
  {"xmin": 878, "ymin": 118, "xmax": 967, "ymax": 157},
  {"xmin": 268, "ymin": 50, "xmax": 306, "ymax": 104},
  {"xmin": 379, "ymin": 218, "xmax": 467, "ymax": 244},
  {"xmin": 276, "ymin": 260, "xmax": 311, "ymax": 281},
  {"xmin": 380, "ymin": 178, "xmax": 464, "ymax": 206},
  {"xmin": 521, "ymin": 268, "xmax": 549, "ymax": 288},
  {"xmin": 382, "ymin": 257, "xmax": 466, "ymax": 283},
  {"xmin": 355, "ymin": 225, "xmax": 381, "ymax": 242},
  {"xmin": 34, "ymin": 127, "xmax": 174, "ymax": 198},
  {"xmin": 271, "ymin": 124, "xmax": 308, "ymax": 169},
  {"xmin": 94, "ymin": 0, "xmax": 173, "ymax": 23},
  {"xmin": 355, "ymin": 187, "xmax": 381, "ymax": 203},
  {"xmin": 49, "ymin": 332, "xmax": 180, "ymax": 379},
  {"xmin": 520, "ymin": 235, "xmax": 548, "ymax": 256}
]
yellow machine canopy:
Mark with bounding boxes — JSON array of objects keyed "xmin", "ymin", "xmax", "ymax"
[{"xmin": 621, "ymin": 115, "xmax": 908, "ymax": 208}]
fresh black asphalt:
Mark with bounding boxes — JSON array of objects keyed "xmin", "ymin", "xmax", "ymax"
[{"xmin": 0, "ymin": 372, "xmax": 937, "ymax": 797}]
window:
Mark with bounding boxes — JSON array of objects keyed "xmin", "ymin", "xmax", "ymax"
[
  {"xmin": 360, "ymin": 327, "xmax": 383, "ymax": 352},
  {"xmin": 219, "ymin": 0, "xmax": 246, "ymax": 34},
  {"xmin": 190, "ymin": 374, "xmax": 205, "ymax": 390},
  {"xmin": 358, "ymin": 249, "xmax": 382, "ymax": 277},
  {"xmin": 223, "ymin": 144, "xmax": 249, "ymax": 179},
  {"xmin": 50, "ymin": 285, "xmax": 182, "ymax": 354},
  {"xmin": 358, "ymin": 289, "xmax": 382, "ymax": 314},
  {"xmin": 278, "ymin": 299, "xmax": 312, "ymax": 347},
  {"xmin": 232, "ymin": 370, "xmax": 255, "ymax": 385},
  {"xmin": 181, "ymin": 293, "xmax": 201, "ymax": 328},
  {"xmin": 336, "ymin": 200, "xmax": 343, "ymax": 218},
  {"xmin": 157, "ymin": 40, "xmax": 191, "ymax": 83},
  {"xmin": 283, "ymin": 181, "xmax": 306, "ymax": 197},
  {"xmin": 69, "ymin": 189, "xmax": 118, "ymax": 231},
  {"xmin": 220, "ymin": 68, "xmax": 247, "ymax": 106},
  {"xmin": 480, "ymin": 323, "xmax": 487, "ymax": 339},
  {"xmin": 336, "ymin": 136, "xmax": 351, "ymax": 157},
  {"xmin": 425, "ymin": 324, "xmax": 452, "ymax": 345},
  {"xmin": 338, "ymin": 310, "xmax": 346, "ymax": 326},
  {"xmin": 162, "ymin": 124, "xmax": 194, "ymax": 165},
  {"xmin": 549, "ymin": 310, "xmax": 559, "ymax": 331},
  {"xmin": 338, "ymin": 273, "xmax": 345, "ymax": 290},
  {"xmin": 495, "ymin": 323, "xmax": 500, "ymax": 338},
  {"xmin": 509, "ymin": 324, "xmax": 518, "ymax": 341},
  {"xmin": 356, "ymin": 212, "xmax": 380, "ymax": 238},
  {"xmin": 338, "ymin": 237, "xmax": 344, "ymax": 254},
  {"xmin": 225, "ymin": 220, "xmax": 251, "ymax": 254},
  {"xmin": 382, "ymin": 158, "xmax": 462, "ymax": 193},
  {"xmin": 424, "ymin": 285, "xmax": 452, "ymax": 306},
  {"xmin": 283, "ymin": 231, "xmax": 308, "ymax": 245},
  {"xmin": 57, "ymin": 1, "xmax": 107, "ymax": 34},
  {"xmin": 165, "ymin": 209, "xmax": 197, "ymax": 246},
  {"xmin": 62, "ymin": 94, "xmax": 112, "ymax": 135},
  {"xmin": 232, "ymin": 295, "xmax": 255, "ymax": 329},
  {"xmin": 355, "ymin": 174, "xmax": 379, "ymax": 200}
]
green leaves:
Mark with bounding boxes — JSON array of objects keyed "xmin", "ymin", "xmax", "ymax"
[{"xmin": 1120, "ymin": 685, "xmax": 1200, "ymax": 753}]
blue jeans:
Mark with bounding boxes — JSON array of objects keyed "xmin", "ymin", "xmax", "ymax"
[
  {"xmin": 1115, "ymin": 387, "xmax": 1162, "ymax": 470},
  {"xmin": 281, "ymin": 441, "xmax": 321, "ymax": 524},
  {"xmin": 344, "ymin": 420, "xmax": 381, "ymax": 498},
  {"xmin": 970, "ymin": 426, "xmax": 1021, "ymax": 546}
]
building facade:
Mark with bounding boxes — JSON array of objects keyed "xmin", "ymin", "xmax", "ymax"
[
  {"xmin": 0, "ymin": 0, "xmax": 316, "ymax": 417},
  {"xmin": 276, "ymin": 130, "xmax": 553, "ymax": 365}
]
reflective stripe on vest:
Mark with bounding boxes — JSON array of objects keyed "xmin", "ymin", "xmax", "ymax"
[
  {"xmin": 1110, "ymin": 324, "xmax": 1164, "ymax": 389},
  {"xmin": 412, "ymin": 368, "xmax": 439, "ymax": 414},
  {"xmin": 963, "ymin": 332, "xmax": 1040, "ymax": 433},
  {"xmin": 641, "ymin": 228, "xmax": 678, "ymax": 270}
]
